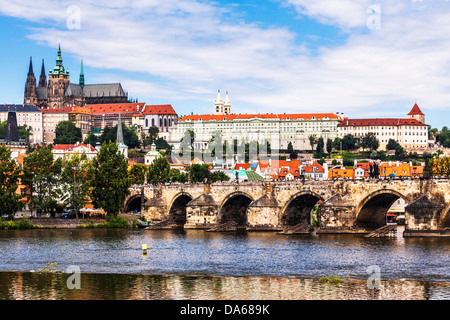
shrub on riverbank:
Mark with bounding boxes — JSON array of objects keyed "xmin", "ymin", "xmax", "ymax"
[
  {"xmin": 78, "ymin": 216, "xmax": 130, "ymax": 229},
  {"xmin": 0, "ymin": 217, "xmax": 38, "ymax": 230}
]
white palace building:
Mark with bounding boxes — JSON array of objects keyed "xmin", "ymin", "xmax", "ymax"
[{"xmin": 168, "ymin": 90, "xmax": 342, "ymax": 151}]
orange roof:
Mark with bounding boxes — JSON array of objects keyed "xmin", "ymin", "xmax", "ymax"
[
  {"xmin": 142, "ymin": 104, "xmax": 177, "ymax": 115},
  {"xmin": 234, "ymin": 163, "xmax": 251, "ymax": 170},
  {"xmin": 69, "ymin": 106, "xmax": 91, "ymax": 115},
  {"xmin": 181, "ymin": 113, "xmax": 339, "ymax": 122},
  {"xmin": 86, "ymin": 103, "xmax": 145, "ymax": 115},
  {"xmin": 303, "ymin": 161, "xmax": 325, "ymax": 173},
  {"xmin": 41, "ymin": 106, "xmax": 74, "ymax": 113},
  {"xmin": 408, "ymin": 103, "xmax": 424, "ymax": 116},
  {"xmin": 338, "ymin": 118, "xmax": 427, "ymax": 127},
  {"xmin": 279, "ymin": 167, "xmax": 301, "ymax": 178}
]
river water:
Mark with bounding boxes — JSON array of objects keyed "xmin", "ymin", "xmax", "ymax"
[{"xmin": 0, "ymin": 227, "xmax": 449, "ymax": 300}]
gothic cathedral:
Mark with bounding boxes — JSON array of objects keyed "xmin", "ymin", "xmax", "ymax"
[{"xmin": 24, "ymin": 42, "xmax": 129, "ymax": 109}]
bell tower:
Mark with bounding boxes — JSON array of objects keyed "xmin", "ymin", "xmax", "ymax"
[{"xmin": 48, "ymin": 41, "xmax": 70, "ymax": 108}]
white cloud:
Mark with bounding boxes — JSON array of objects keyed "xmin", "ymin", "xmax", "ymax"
[{"xmin": 2, "ymin": 0, "xmax": 450, "ymax": 127}]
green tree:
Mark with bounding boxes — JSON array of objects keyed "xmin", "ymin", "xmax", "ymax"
[
  {"xmin": 90, "ymin": 142, "xmax": 131, "ymax": 217},
  {"xmin": 332, "ymin": 137, "xmax": 342, "ymax": 152},
  {"xmin": 210, "ymin": 170, "xmax": 230, "ymax": 182},
  {"xmin": 316, "ymin": 137, "xmax": 324, "ymax": 156},
  {"xmin": 0, "ymin": 145, "xmax": 24, "ymax": 218},
  {"xmin": 287, "ymin": 142, "xmax": 294, "ymax": 154},
  {"xmin": 54, "ymin": 120, "xmax": 82, "ymax": 144},
  {"xmin": 155, "ymin": 137, "xmax": 171, "ymax": 150},
  {"xmin": 84, "ymin": 132, "xmax": 98, "ymax": 146},
  {"xmin": 341, "ymin": 134, "xmax": 358, "ymax": 151},
  {"xmin": 436, "ymin": 126, "xmax": 450, "ymax": 148},
  {"xmin": 326, "ymin": 138, "xmax": 332, "ymax": 154},
  {"xmin": 394, "ymin": 144, "xmax": 407, "ymax": 160},
  {"xmin": 22, "ymin": 146, "xmax": 63, "ymax": 217},
  {"xmin": 146, "ymin": 156, "xmax": 171, "ymax": 184},
  {"xmin": 100, "ymin": 124, "xmax": 140, "ymax": 148},
  {"xmin": 147, "ymin": 126, "xmax": 159, "ymax": 144},
  {"xmin": 188, "ymin": 163, "xmax": 209, "ymax": 183},
  {"xmin": 386, "ymin": 138, "xmax": 398, "ymax": 150},
  {"xmin": 308, "ymin": 134, "xmax": 317, "ymax": 153},
  {"xmin": 360, "ymin": 132, "xmax": 379, "ymax": 151},
  {"xmin": 168, "ymin": 169, "xmax": 188, "ymax": 183},
  {"xmin": 129, "ymin": 163, "xmax": 147, "ymax": 185},
  {"xmin": 61, "ymin": 154, "xmax": 92, "ymax": 215}
]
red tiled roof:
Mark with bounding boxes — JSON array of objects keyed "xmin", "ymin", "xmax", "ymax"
[
  {"xmin": 86, "ymin": 103, "xmax": 145, "ymax": 115},
  {"xmin": 303, "ymin": 161, "xmax": 325, "ymax": 173},
  {"xmin": 41, "ymin": 106, "xmax": 74, "ymax": 113},
  {"xmin": 142, "ymin": 104, "xmax": 177, "ymax": 115},
  {"xmin": 234, "ymin": 163, "xmax": 251, "ymax": 170},
  {"xmin": 181, "ymin": 113, "xmax": 339, "ymax": 122},
  {"xmin": 408, "ymin": 103, "xmax": 424, "ymax": 116},
  {"xmin": 52, "ymin": 143, "xmax": 96, "ymax": 152},
  {"xmin": 337, "ymin": 118, "xmax": 427, "ymax": 127}
]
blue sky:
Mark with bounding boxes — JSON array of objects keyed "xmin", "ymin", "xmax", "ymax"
[{"xmin": 1, "ymin": 0, "xmax": 450, "ymax": 129}]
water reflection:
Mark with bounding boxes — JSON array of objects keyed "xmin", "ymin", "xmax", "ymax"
[
  {"xmin": 0, "ymin": 272, "xmax": 449, "ymax": 300},
  {"xmin": 0, "ymin": 228, "xmax": 450, "ymax": 299}
]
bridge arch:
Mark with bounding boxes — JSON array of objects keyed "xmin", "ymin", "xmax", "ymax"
[
  {"xmin": 355, "ymin": 189, "xmax": 409, "ymax": 229},
  {"xmin": 281, "ymin": 190, "xmax": 324, "ymax": 227},
  {"xmin": 439, "ymin": 203, "xmax": 450, "ymax": 228},
  {"xmin": 218, "ymin": 191, "xmax": 254, "ymax": 226},
  {"xmin": 167, "ymin": 192, "xmax": 193, "ymax": 225},
  {"xmin": 124, "ymin": 194, "xmax": 148, "ymax": 213}
]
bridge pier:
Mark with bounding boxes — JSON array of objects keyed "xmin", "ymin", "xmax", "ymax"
[
  {"xmin": 404, "ymin": 195, "xmax": 449, "ymax": 237},
  {"xmin": 247, "ymin": 194, "xmax": 281, "ymax": 231},
  {"xmin": 185, "ymin": 194, "xmax": 218, "ymax": 229},
  {"xmin": 318, "ymin": 194, "xmax": 360, "ymax": 233}
]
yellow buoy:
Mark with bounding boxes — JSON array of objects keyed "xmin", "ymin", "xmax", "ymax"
[{"xmin": 142, "ymin": 244, "xmax": 147, "ymax": 255}]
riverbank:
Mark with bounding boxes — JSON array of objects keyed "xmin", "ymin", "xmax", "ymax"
[{"xmin": 17, "ymin": 214, "xmax": 136, "ymax": 229}]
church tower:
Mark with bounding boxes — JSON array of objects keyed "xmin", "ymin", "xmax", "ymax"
[
  {"xmin": 214, "ymin": 89, "xmax": 224, "ymax": 115},
  {"xmin": 223, "ymin": 91, "xmax": 231, "ymax": 115},
  {"xmin": 116, "ymin": 112, "xmax": 128, "ymax": 158},
  {"xmin": 48, "ymin": 42, "xmax": 70, "ymax": 109},
  {"xmin": 24, "ymin": 57, "xmax": 37, "ymax": 105},
  {"xmin": 407, "ymin": 103, "xmax": 425, "ymax": 124}
]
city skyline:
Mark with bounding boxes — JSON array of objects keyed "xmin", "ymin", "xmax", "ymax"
[{"xmin": 1, "ymin": 0, "xmax": 450, "ymax": 129}]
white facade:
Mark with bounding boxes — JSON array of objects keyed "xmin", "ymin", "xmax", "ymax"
[
  {"xmin": 338, "ymin": 120, "xmax": 428, "ymax": 150},
  {"xmin": 169, "ymin": 113, "xmax": 340, "ymax": 151},
  {"xmin": 337, "ymin": 105, "xmax": 428, "ymax": 151}
]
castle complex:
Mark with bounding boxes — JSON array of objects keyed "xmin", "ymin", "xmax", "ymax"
[{"xmin": 24, "ymin": 43, "xmax": 128, "ymax": 109}]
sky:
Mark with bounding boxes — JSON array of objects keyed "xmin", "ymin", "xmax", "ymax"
[{"xmin": 1, "ymin": 0, "xmax": 450, "ymax": 129}]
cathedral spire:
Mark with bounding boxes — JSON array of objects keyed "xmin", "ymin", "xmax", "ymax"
[
  {"xmin": 116, "ymin": 111, "xmax": 124, "ymax": 145},
  {"xmin": 39, "ymin": 59, "xmax": 47, "ymax": 88},
  {"xmin": 28, "ymin": 56, "xmax": 34, "ymax": 75},
  {"xmin": 79, "ymin": 57, "xmax": 85, "ymax": 88},
  {"xmin": 51, "ymin": 41, "xmax": 68, "ymax": 75}
]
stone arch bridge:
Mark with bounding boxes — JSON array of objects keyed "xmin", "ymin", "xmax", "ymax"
[{"xmin": 124, "ymin": 179, "xmax": 450, "ymax": 236}]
